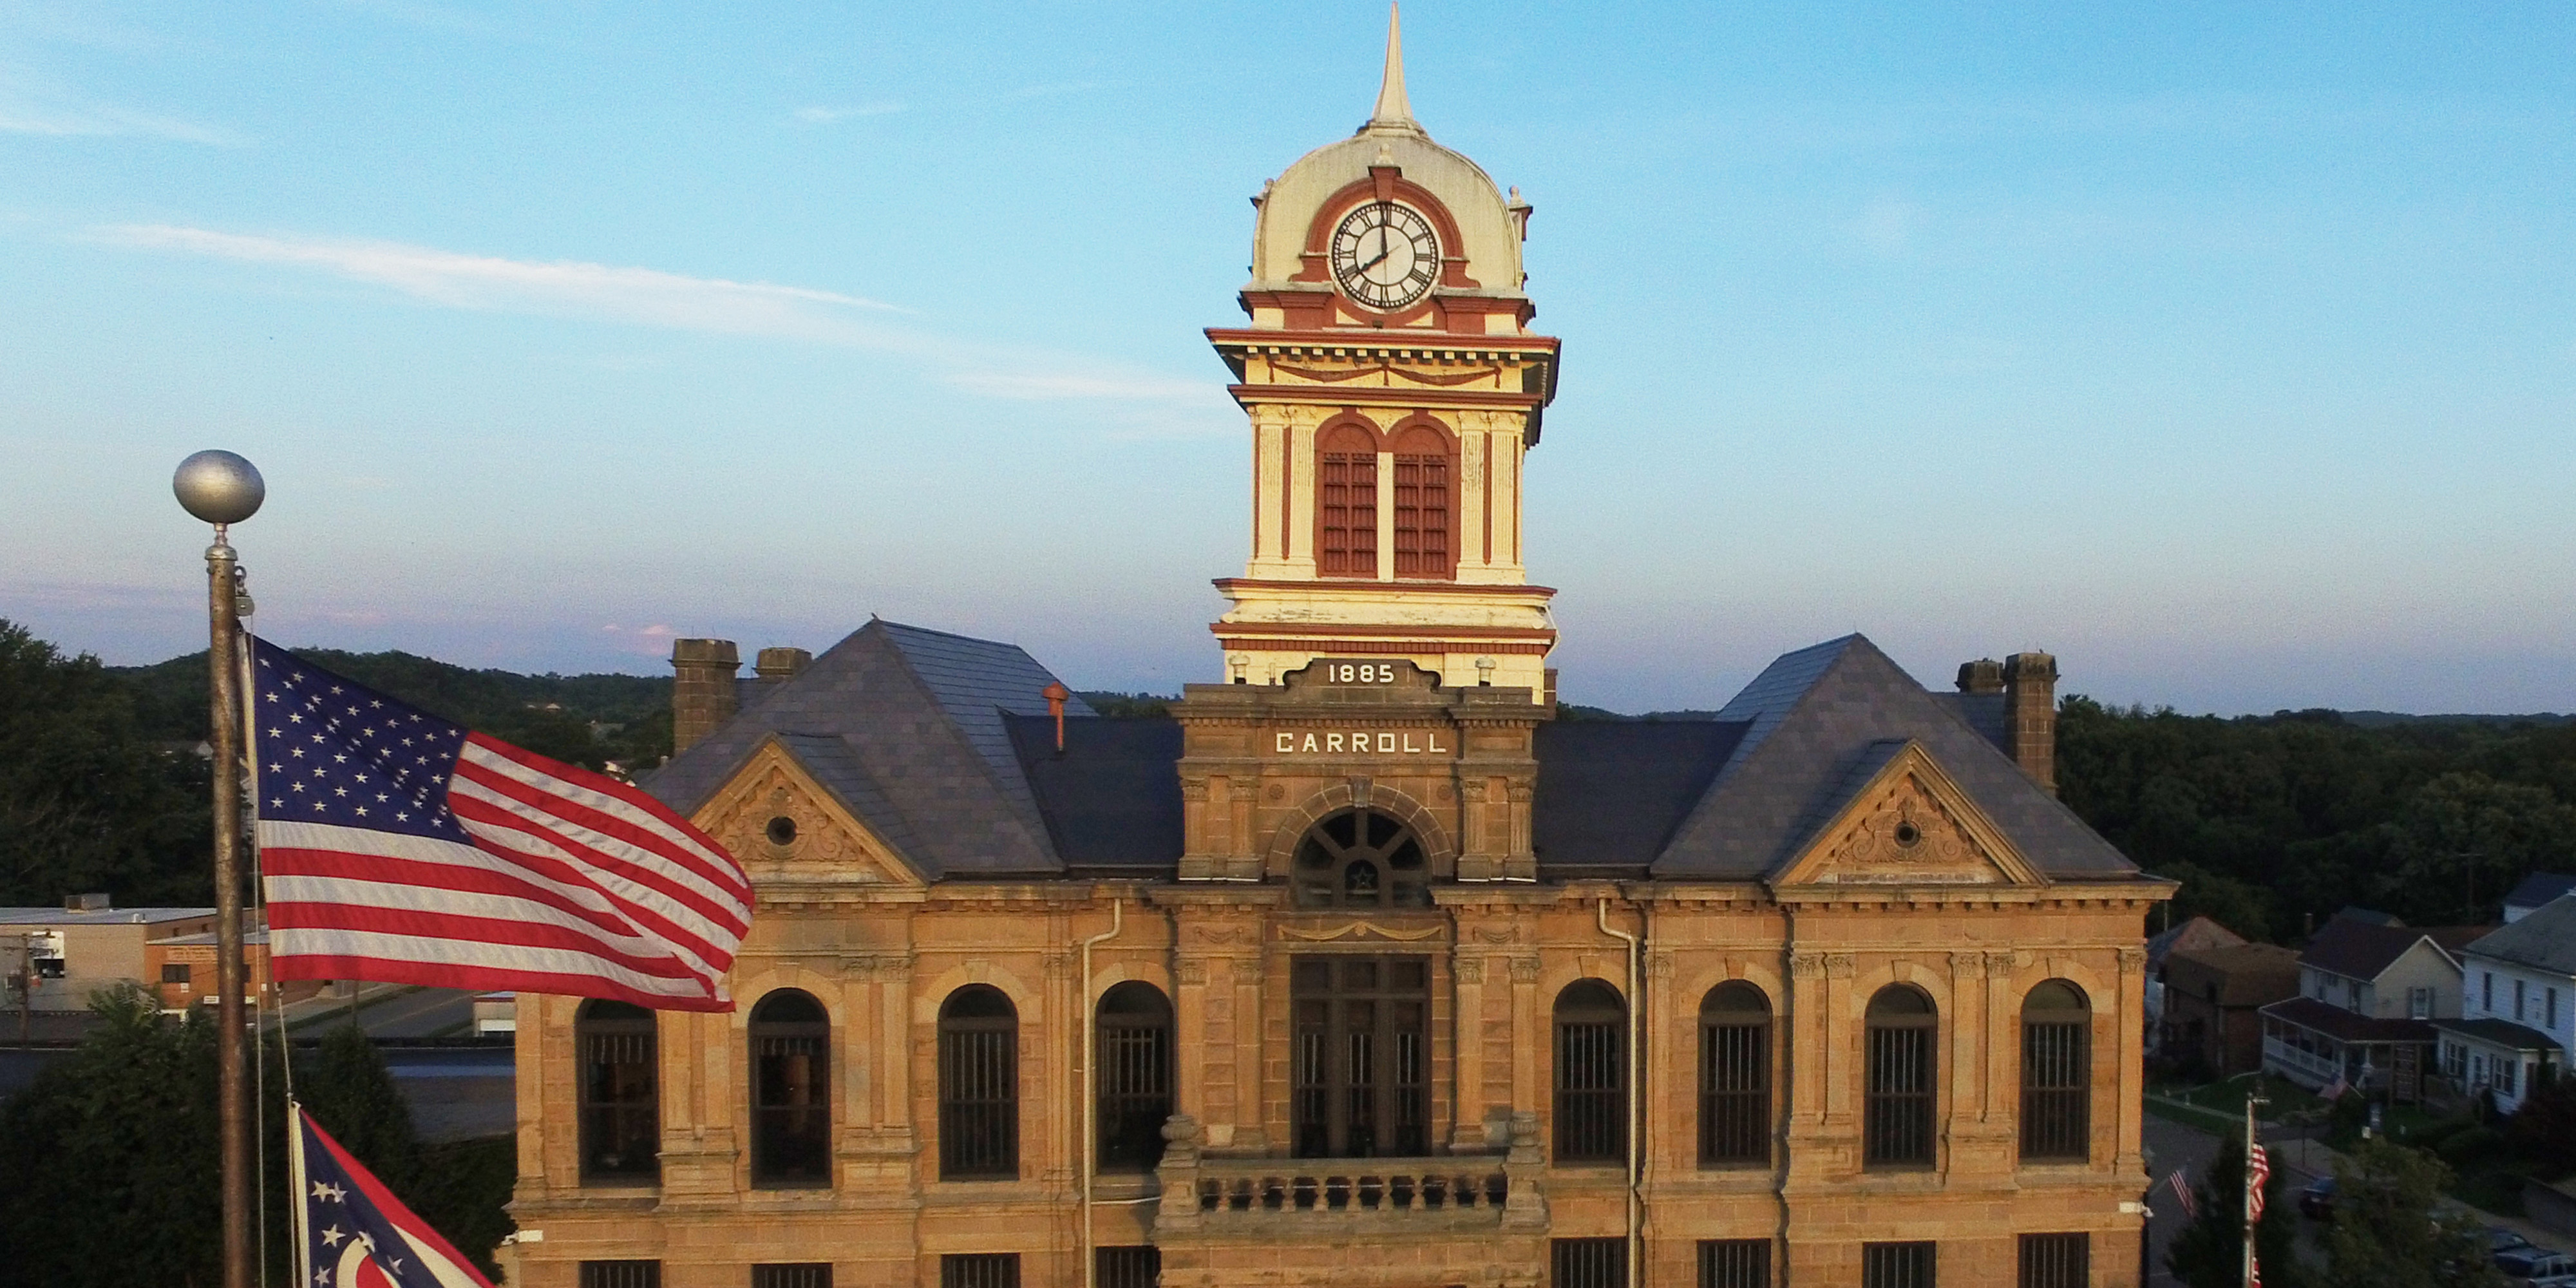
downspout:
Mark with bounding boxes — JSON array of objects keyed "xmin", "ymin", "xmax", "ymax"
[
  {"xmin": 1077, "ymin": 898, "xmax": 1124, "ymax": 1288},
  {"xmin": 1598, "ymin": 898, "xmax": 1642, "ymax": 1288}
]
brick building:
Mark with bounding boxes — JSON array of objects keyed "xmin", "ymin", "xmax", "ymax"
[
  {"xmin": 2157, "ymin": 943, "xmax": 2299, "ymax": 1079},
  {"xmin": 506, "ymin": 17, "xmax": 2171, "ymax": 1288}
]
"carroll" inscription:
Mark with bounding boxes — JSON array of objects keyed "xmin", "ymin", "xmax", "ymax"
[{"xmin": 1276, "ymin": 730, "xmax": 1450, "ymax": 755}]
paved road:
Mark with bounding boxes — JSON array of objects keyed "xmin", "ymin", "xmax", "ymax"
[{"xmin": 2143, "ymin": 1113, "xmax": 2224, "ymax": 1287}]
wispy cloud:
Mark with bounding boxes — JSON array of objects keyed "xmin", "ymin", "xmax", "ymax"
[
  {"xmin": 90, "ymin": 223, "xmax": 1216, "ymax": 408},
  {"xmin": 0, "ymin": 75, "xmax": 246, "ymax": 145},
  {"xmin": 795, "ymin": 102, "xmax": 904, "ymax": 124},
  {"xmin": 93, "ymin": 223, "xmax": 905, "ymax": 341}
]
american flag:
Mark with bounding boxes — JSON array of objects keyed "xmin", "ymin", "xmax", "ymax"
[
  {"xmin": 252, "ymin": 638, "xmax": 750, "ymax": 1010},
  {"xmin": 2164, "ymin": 1168, "xmax": 2197, "ymax": 1218},
  {"xmin": 292, "ymin": 1102, "xmax": 495, "ymax": 1288},
  {"xmin": 2246, "ymin": 1139, "xmax": 2272, "ymax": 1287}
]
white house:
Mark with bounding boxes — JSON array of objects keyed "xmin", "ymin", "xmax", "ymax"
[
  {"xmin": 2260, "ymin": 912, "xmax": 2483, "ymax": 1099},
  {"xmin": 2436, "ymin": 893, "xmax": 2576, "ymax": 1113},
  {"xmin": 2505, "ymin": 872, "xmax": 2576, "ymax": 923}
]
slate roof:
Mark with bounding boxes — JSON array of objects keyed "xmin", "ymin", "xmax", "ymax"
[
  {"xmin": 650, "ymin": 624, "xmax": 2146, "ymax": 891},
  {"xmin": 1530, "ymin": 721, "xmax": 1748, "ymax": 870},
  {"xmin": 2463, "ymin": 895, "xmax": 2576, "ymax": 976},
  {"xmin": 1005, "ymin": 715, "xmax": 1184, "ymax": 869},
  {"xmin": 2506, "ymin": 872, "xmax": 2576, "ymax": 913},
  {"xmin": 1651, "ymin": 635, "xmax": 2139, "ymax": 881},
  {"xmin": 1936, "ymin": 691, "xmax": 2009, "ymax": 751},
  {"xmin": 645, "ymin": 620, "xmax": 1084, "ymax": 879}
]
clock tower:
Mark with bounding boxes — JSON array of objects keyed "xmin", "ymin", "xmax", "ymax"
[{"xmin": 1208, "ymin": 6, "xmax": 1560, "ymax": 700}]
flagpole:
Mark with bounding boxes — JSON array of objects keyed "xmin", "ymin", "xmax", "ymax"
[{"xmin": 176, "ymin": 450, "xmax": 267, "ymax": 1288}]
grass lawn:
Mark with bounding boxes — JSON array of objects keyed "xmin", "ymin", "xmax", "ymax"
[{"xmin": 2151, "ymin": 1072, "xmax": 2324, "ymax": 1124}]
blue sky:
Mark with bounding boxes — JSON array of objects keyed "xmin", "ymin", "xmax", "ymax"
[{"xmin": 4, "ymin": 2, "xmax": 2572, "ymax": 715}]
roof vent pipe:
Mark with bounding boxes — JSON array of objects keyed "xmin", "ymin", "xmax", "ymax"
[{"xmin": 1043, "ymin": 681, "xmax": 1072, "ymax": 752}]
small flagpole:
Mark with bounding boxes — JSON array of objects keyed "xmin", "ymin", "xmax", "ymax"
[{"xmin": 176, "ymin": 450, "xmax": 266, "ymax": 1288}]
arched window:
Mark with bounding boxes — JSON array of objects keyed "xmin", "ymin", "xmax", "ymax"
[
  {"xmin": 749, "ymin": 989, "xmax": 830, "ymax": 1187},
  {"xmin": 1390, "ymin": 423, "xmax": 1452, "ymax": 578},
  {"xmin": 1095, "ymin": 982, "xmax": 1173, "ymax": 1172},
  {"xmin": 1698, "ymin": 981, "xmax": 1771, "ymax": 1168},
  {"xmin": 576, "ymin": 999, "xmax": 659, "ymax": 1184},
  {"xmin": 1553, "ymin": 979, "xmax": 1627, "ymax": 1164},
  {"xmin": 940, "ymin": 985, "xmax": 1019, "ymax": 1180},
  {"xmin": 1864, "ymin": 985, "xmax": 1937, "ymax": 1169},
  {"xmin": 1291, "ymin": 808, "xmax": 1430, "ymax": 909},
  {"xmin": 2021, "ymin": 980, "xmax": 2092, "ymax": 1162},
  {"xmin": 1317, "ymin": 422, "xmax": 1379, "ymax": 577}
]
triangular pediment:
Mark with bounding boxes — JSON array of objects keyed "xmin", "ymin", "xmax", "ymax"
[
  {"xmin": 1769, "ymin": 741, "xmax": 2044, "ymax": 891},
  {"xmin": 695, "ymin": 737, "xmax": 926, "ymax": 891}
]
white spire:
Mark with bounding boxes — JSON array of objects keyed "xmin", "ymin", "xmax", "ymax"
[{"xmin": 1365, "ymin": 3, "xmax": 1419, "ymax": 133}]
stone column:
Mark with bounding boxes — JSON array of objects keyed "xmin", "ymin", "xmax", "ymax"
[
  {"xmin": 1510, "ymin": 955, "xmax": 1542, "ymax": 1114},
  {"xmin": 1451, "ymin": 952, "xmax": 1489, "ymax": 1149},
  {"xmin": 2116, "ymin": 946, "xmax": 2148, "ymax": 1173}
]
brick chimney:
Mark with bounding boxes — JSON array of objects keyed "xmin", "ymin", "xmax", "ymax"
[
  {"xmin": 1955, "ymin": 658, "xmax": 2004, "ymax": 694},
  {"xmin": 755, "ymin": 647, "xmax": 812, "ymax": 686},
  {"xmin": 670, "ymin": 638, "xmax": 741, "ymax": 755},
  {"xmin": 2002, "ymin": 650, "xmax": 2060, "ymax": 793}
]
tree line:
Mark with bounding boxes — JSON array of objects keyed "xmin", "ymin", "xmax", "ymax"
[{"xmin": 5, "ymin": 617, "xmax": 2573, "ymax": 936}]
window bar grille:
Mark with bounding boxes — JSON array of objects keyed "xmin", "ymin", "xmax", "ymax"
[
  {"xmin": 577, "ymin": 1262, "xmax": 661, "ymax": 1288},
  {"xmin": 2020, "ymin": 1020, "xmax": 2089, "ymax": 1161},
  {"xmin": 1864, "ymin": 1025, "xmax": 1933, "ymax": 1167},
  {"xmin": 751, "ymin": 1266, "xmax": 831, "ymax": 1288},
  {"xmin": 1555, "ymin": 1018, "xmax": 1625, "ymax": 1162},
  {"xmin": 1861, "ymin": 1242, "xmax": 1936, "ymax": 1288},
  {"xmin": 2016, "ymin": 1233, "xmax": 2087, "ymax": 1288},
  {"xmin": 940, "ymin": 1027, "xmax": 1018, "ymax": 1179},
  {"xmin": 1700, "ymin": 1020, "xmax": 1769, "ymax": 1166},
  {"xmin": 578, "ymin": 1027, "xmax": 658, "ymax": 1183},
  {"xmin": 1698, "ymin": 1239, "xmax": 1771, "ymax": 1288},
  {"xmin": 1097, "ymin": 1018, "xmax": 1170, "ymax": 1170},
  {"xmin": 1095, "ymin": 1246, "xmax": 1160, "ymax": 1288},
  {"xmin": 1552, "ymin": 1238, "xmax": 1627, "ymax": 1288},
  {"xmin": 939, "ymin": 1254, "xmax": 1020, "ymax": 1288}
]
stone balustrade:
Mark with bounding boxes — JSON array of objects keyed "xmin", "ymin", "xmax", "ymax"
[{"xmin": 1150, "ymin": 1112, "xmax": 1549, "ymax": 1235}]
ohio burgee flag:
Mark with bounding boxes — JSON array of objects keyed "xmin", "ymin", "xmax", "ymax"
[
  {"xmin": 292, "ymin": 1103, "xmax": 496, "ymax": 1288},
  {"xmin": 251, "ymin": 637, "xmax": 751, "ymax": 1009}
]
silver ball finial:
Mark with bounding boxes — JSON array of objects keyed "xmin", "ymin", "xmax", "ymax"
[{"xmin": 173, "ymin": 450, "xmax": 265, "ymax": 526}]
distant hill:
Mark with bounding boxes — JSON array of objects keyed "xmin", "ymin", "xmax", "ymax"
[{"xmin": 112, "ymin": 649, "xmax": 672, "ymax": 771}]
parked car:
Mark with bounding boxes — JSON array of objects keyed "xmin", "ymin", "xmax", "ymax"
[
  {"xmin": 2490, "ymin": 1227, "xmax": 2537, "ymax": 1256},
  {"xmin": 2496, "ymin": 1247, "xmax": 2576, "ymax": 1286},
  {"xmin": 2298, "ymin": 1175, "xmax": 2337, "ymax": 1220}
]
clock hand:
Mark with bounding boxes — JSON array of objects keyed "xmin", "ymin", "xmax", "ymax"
[{"xmin": 1359, "ymin": 246, "xmax": 1392, "ymax": 272}]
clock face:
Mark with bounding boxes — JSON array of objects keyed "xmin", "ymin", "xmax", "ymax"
[{"xmin": 1330, "ymin": 201, "xmax": 1441, "ymax": 311}]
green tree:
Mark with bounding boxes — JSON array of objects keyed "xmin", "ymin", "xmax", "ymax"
[
  {"xmin": 2383, "ymin": 773, "xmax": 2576, "ymax": 923},
  {"xmin": 2323, "ymin": 1137, "xmax": 2505, "ymax": 1287},
  {"xmin": 2505, "ymin": 1069, "xmax": 2576, "ymax": 1181},
  {"xmin": 0, "ymin": 621, "xmax": 213, "ymax": 906},
  {"xmin": 2165, "ymin": 1128, "xmax": 2307, "ymax": 1288}
]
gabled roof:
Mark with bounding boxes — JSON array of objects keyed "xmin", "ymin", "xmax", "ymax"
[
  {"xmin": 2298, "ymin": 916, "xmax": 2477, "ymax": 981},
  {"xmin": 2463, "ymin": 895, "xmax": 2576, "ymax": 976},
  {"xmin": 2149, "ymin": 914, "xmax": 2249, "ymax": 966},
  {"xmin": 2164, "ymin": 943, "xmax": 2301, "ymax": 1006},
  {"xmin": 645, "ymin": 620, "xmax": 1083, "ymax": 879},
  {"xmin": 1649, "ymin": 634, "xmax": 2138, "ymax": 882},
  {"xmin": 2506, "ymin": 872, "xmax": 2576, "ymax": 911}
]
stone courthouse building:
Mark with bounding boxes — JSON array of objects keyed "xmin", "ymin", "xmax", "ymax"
[{"xmin": 508, "ymin": 17, "xmax": 2172, "ymax": 1288}]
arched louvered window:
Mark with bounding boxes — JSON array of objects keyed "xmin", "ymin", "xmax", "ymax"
[
  {"xmin": 2020, "ymin": 980, "xmax": 2092, "ymax": 1162},
  {"xmin": 1317, "ymin": 421, "xmax": 1379, "ymax": 576},
  {"xmin": 576, "ymin": 999, "xmax": 659, "ymax": 1184},
  {"xmin": 749, "ymin": 989, "xmax": 830, "ymax": 1187},
  {"xmin": 1864, "ymin": 985, "xmax": 1937, "ymax": 1170},
  {"xmin": 1390, "ymin": 422, "xmax": 1453, "ymax": 578},
  {"xmin": 940, "ymin": 985, "xmax": 1019, "ymax": 1180},
  {"xmin": 1094, "ymin": 982, "xmax": 1173, "ymax": 1172},
  {"xmin": 1291, "ymin": 808, "xmax": 1430, "ymax": 909},
  {"xmin": 1553, "ymin": 979, "xmax": 1627, "ymax": 1164},
  {"xmin": 1698, "ymin": 981, "xmax": 1772, "ymax": 1168}
]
